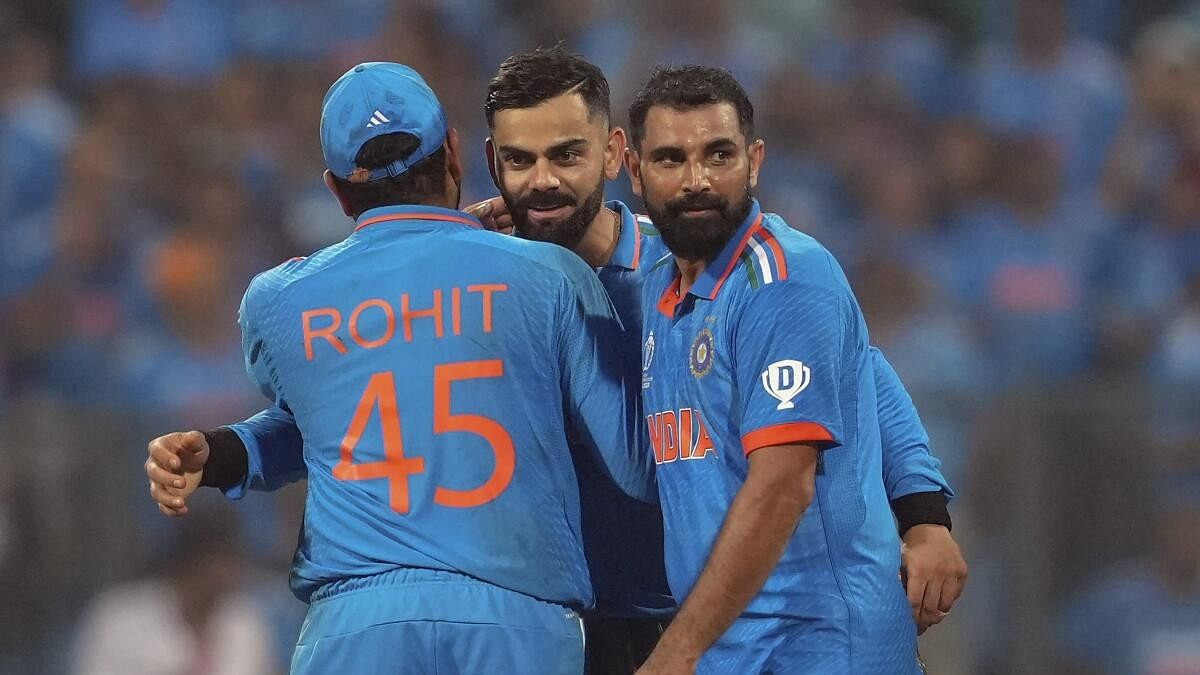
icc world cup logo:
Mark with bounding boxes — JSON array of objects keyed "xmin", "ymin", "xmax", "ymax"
[{"xmin": 760, "ymin": 360, "xmax": 811, "ymax": 410}]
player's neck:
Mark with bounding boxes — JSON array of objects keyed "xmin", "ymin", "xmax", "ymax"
[
  {"xmin": 574, "ymin": 205, "xmax": 619, "ymax": 268},
  {"xmin": 676, "ymin": 258, "xmax": 707, "ymax": 296}
]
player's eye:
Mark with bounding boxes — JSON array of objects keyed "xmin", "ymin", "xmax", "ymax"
[
  {"xmin": 555, "ymin": 150, "xmax": 582, "ymax": 164},
  {"xmin": 504, "ymin": 154, "xmax": 531, "ymax": 168},
  {"xmin": 711, "ymin": 150, "xmax": 732, "ymax": 164}
]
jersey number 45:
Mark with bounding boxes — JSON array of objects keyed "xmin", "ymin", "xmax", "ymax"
[{"xmin": 332, "ymin": 360, "xmax": 514, "ymax": 513}]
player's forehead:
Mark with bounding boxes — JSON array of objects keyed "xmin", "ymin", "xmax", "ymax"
[
  {"xmin": 641, "ymin": 102, "xmax": 744, "ymax": 152},
  {"xmin": 491, "ymin": 91, "xmax": 605, "ymax": 151}
]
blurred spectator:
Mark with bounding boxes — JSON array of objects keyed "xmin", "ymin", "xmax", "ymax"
[
  {"xmin": 118, "ymin": 232, "xmax": 258, "ymax": 431},
  {"xmin": 2, "ymin": 127, "xmax": 141, "ymax": 404},
  {"xmin": 0, "ymin": 30, "xmax": 76, "ymax": 302},
  {"xmin": 949, "ymin": 135, "xmax": 1112, "ymax": 382},
  {"xmin": 631, "ymin": 0, "xmax": 786, "ymax": 102},
  {"xmin": 972, "ymin": 0, "xmax": 1127, "ymax": 187},
  {"xmin": 72, "ymin": 509, "xmax": 276, "ymax": 675},
  {"xmin": 1057, "ymin": 476, "xmax": 1200, "ymax": 675},
  {"xmin": 232, "ymin": 0, "xmax": 389, "ymax": 64},
  {"xmin": 808, "ymin": 0, "xmax": 958, "ymax": 116},
  {"xmin": 1103, "ymin": 19, "xmax": 1200, "ymax": 218},
  {"xmin": 70, "ymin": 0, "xmax": 235, "ymax": 83},
  {"xmin": 932, "ymin": 117, "xmax": 999, "ymax": 222},
  {"xmin": 1100, "ymin": 160, "xmax": 1200, "ymax": 368},
  {"xmin": 0, "ymin": 29, "xmax": 76, "ymax": 222},
  {"xmin": 754, "ymin": 68, "xmax": 853, "ymax": 244}
]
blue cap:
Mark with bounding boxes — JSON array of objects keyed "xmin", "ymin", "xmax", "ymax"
[{"xmin": 320, "ymin": 62, "xmax": 449, "ymax": 183}]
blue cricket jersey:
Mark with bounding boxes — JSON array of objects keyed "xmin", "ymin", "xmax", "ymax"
[
  {"xmin": 640, "ymin": 200, "xmax": 917, "ymax": 670},
  {"xmin": 235, "ymin": 204, "xmax": 653, "ymax": 606},
  {"xmin": 572, "ymin": 201, "xmax": 675, "ymax": 618}
]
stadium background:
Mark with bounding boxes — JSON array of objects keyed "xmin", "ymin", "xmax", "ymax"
[{"xmin": 2, "ymin": 0, "xmax": 1199, "ymax": 673}]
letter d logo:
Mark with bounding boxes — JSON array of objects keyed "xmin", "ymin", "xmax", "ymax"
[{"xmin": 761, "ymin": 360, "xmax": 810, "ymax": 410}]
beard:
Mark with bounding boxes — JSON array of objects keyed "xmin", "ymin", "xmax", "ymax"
[
  {"xmin": 506, "ymin": 175, "xmax": 605, "ymax": 250},
  {"xmin": 645, "ymin": 184, "xmax": 753, "ymax": 262}
]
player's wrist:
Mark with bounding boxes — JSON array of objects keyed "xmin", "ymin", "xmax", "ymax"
[
  {"xmin": 891, "ymin": 490, "xmax": 951, "ymax": 537},
  {"xmin": 199, "ymin": 427, "xmax": 249, "ymax": 489}
]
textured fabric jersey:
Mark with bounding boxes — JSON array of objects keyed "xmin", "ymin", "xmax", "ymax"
[
  {"xmin": 640, "ymin": 199, "xmax": 918, "ymax": 673},
  {"xmin": 573, "ymin": 200, "xmax": 674, "ymax": 618},
  {"xmin": 236, "ymin": 204, "xmax": 653, "ymax": 606}
]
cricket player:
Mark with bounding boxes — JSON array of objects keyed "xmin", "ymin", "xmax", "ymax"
[
  {"xmin": 147, "ymin": 61, "xmax": 654, "ymax": 674},
  {"xmin": 628, "ymin": 65, "xmax": 935, "ymax": 674}
]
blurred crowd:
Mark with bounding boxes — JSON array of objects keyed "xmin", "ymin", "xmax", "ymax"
[{"xmin": 1, "ymin": 0, "xmax": 1199, "ymax": 673}]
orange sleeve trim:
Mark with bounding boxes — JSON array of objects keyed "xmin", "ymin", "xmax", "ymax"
[{"xmin": 742, "ymin": 422, "xmax": 834, "ymax": 456}]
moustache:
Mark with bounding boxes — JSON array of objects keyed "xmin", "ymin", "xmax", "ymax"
[
  {"xmin": 666, "ymin": 193, "xmax": 727, "ymax": 215},
  {"xmin": 515, "ymin": 191, "xmax": 576, "ymax": 210}
]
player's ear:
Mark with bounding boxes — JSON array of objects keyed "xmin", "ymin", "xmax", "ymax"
[
  {"xmin": 484, "ymin": 137, "xmax": 501, "ymax": 189},
  {"xmin": 605, "ymin": 127, "xmax": 627, "ymax": 181},
  {"xmin": 624, "ymin": 147, "xmax": 644, "ymax": 197},
  {"xmin": 748, "ymin": 139, "xmax": 765, "ymax": 189},
  {"xmin": 444, "ymin": 128, "xmax": 464, "ymax": 186},
  {"xmin": 323, "ymin": 170, "xmax": 354, "ymax": 218}
]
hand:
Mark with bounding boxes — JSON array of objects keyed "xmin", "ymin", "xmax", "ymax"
[
  {"xmin": 463, "ymin": 196, "xmax": 513, "ymax": 234},
  {"xmin": 901, "ymin": 524, "xmax": 967, "ymax": 634},
  {"xmin": 634, "ymin": 641, "xmax": 699, "ymax": 675},
  {"xmin": 145, "ymin": 431, "xmax": 209, "ymax": 517}
]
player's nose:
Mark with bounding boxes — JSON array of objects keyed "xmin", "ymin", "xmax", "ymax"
[
  {"xmin": 529, "ymin": 158, "xmax": 561, "ymax": 191},
  {"xmin": 680, "ymin": 159, "xmax": 712, "ymax": 193}
]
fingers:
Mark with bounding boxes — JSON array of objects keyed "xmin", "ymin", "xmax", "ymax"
[
  {"xmin": 919, "ymin": 577, "xmax": 947, "ymax": 631},
  {"xmin": 906, "ymin": 568, "xmax": 927, "ymax": 628},
  {"xmin": 145, "ymin": 457, "xmax": 186, "ymax": 490},
  {"xmin": 940, "ymin": 567, "xmax": 967, "ymax": 612},
  {"xmin": 465, "ymin": 197, "xmax": 510, "ymax": 232},
  {"xmin": 148, "ymin": 434, "xmax": 185, "ymax": 472},
  {"xmin": 149, "ymin": 479, "xmax": 189, "ymax": 517},
  {"xmin": 463, "ymin": 198, "xmax": 493, "ymax": 219}
]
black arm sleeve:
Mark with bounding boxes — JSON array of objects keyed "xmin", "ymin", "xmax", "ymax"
[
  {"xmin": 199, "ymin": 427, "xmax": 250, "ymax": 489},
  {"xmin": 891, "ymin": 491, "xmax": 952, "ymax": 536}
]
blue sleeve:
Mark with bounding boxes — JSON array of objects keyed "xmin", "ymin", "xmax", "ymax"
[
  {"xmin": 556, "ymin": 256, "xmax": 656, "ymax": 503},
  {"xmin": 733, "ymin": 282, "xmax": 846, "ymax": 456},
  {"xmin": 223, "ymin": 405, "xmax": 308, "ymax": 499},
  {"xmin": 872, "ymin": 347, "xmax": 954, "ymax": 500},
  {"xmin": 239, "ymin": 281, "xmax": 278, "ymax": 404},
  {"xmin": 227, "ymin": 273, "xmax": 306, "ymax": 498}
]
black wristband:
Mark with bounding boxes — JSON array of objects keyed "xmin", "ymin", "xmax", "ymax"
[
  {"xmin": 891, "ymin": 491, "xmax": 952, "ymax": 537},
  {"xmin": 199, "ymin": 427, "xmax": 250, "ymax": 489}
]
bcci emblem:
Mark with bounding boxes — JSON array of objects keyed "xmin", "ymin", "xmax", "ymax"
[
  {"xmin": 689, "ymin": 328, "xmax": 715, "ymax": 378},
  {"xmin": 761, "ymin": 360, "xmax": 811, "ymax": 410}
]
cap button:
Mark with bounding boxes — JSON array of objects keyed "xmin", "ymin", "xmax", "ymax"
[{"xmin": 354, "ymin": 64, "xmax": 366, "ymax": 72}]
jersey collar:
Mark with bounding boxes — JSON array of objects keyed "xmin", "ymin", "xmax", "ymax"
[
  {"xmin": 354, "ymin": 204, "xmax": 483, "ymax": 232},
  {"xmin": 604, "ymin": 200, "xmax": 642, "ymax": 271}
]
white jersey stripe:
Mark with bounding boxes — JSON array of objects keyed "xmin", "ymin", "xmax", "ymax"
[{"xmin": 746, "ymin": 236, "xmax": 774, "ymax": 285}]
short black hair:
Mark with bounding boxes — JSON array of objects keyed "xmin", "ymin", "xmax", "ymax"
[
  {"xmin": 628, "ymin": 65, "xmax": 755, "ymax": 150},
  {"xmin": 331, "ymin": 132, "xmax": 447, "ymax": 218},
  {"xmin": 485, "ymin": 44, "xmax": 610, "ymax": 128}
]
